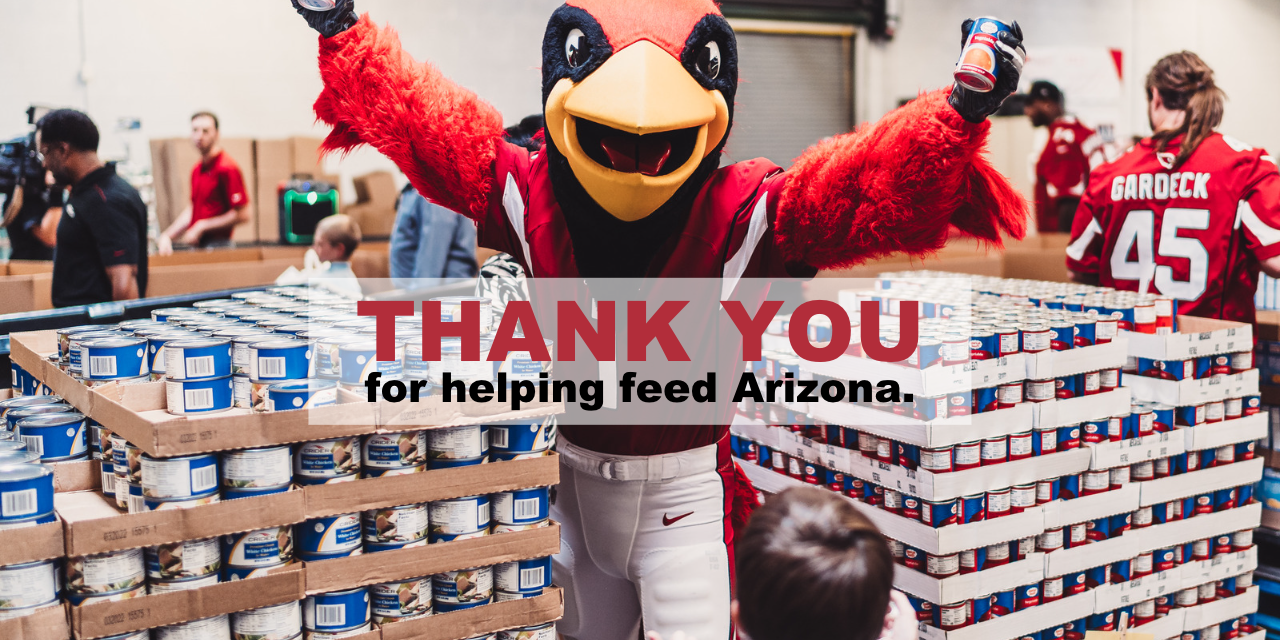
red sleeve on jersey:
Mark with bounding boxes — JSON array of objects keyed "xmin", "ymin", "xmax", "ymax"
[
  {"xmin": 1065, "ymin": 176, "xmax": 1105, "ymax": 275},
  {"xmin": 1236, "ymin": 151, "xmax": 1280, "ymax": 261},
  {"xmin": 222, "ymin": 160, "xmax": 248, "ymax": 209},
  {"xmin": 475, "ymin": 141, "xmax": 534, "ymax": 265}
]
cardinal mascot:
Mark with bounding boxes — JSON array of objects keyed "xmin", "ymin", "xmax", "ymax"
[{"xmin": 293, "ymin": 1, "xmax": 1026, "ymax": 638}]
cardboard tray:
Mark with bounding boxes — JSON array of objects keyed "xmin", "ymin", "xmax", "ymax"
[
  {"xmin": 893, "ymin": 554, "xmax": 1044, "ymax": 605},
  {"xmin": 0, "ymin": 517, "xmax": 65, "ymax": 566},
  {"xmin": 1090, "ymin": 547, "xmax": 1257, "ymax": 613},
  {"xmin": 1125, "ymin": 316, "xmax": 1253, "ymax": 361},
  {"xmin": 806, "ymin": 401, "xmax": 1035, "ymax": 449},
  {"xmin": 1137, "ymin": 458, "xmax": 1264, "ymax": 507},
  {"xmin": 1125, "ymin": 369, "xmax": 1259, "ymax": 407},
  {"xmin": 1042, "ymin": 484, "xmax": 1141, "ymax": 529},
  {"xmin": 1089, "ymin": 432, "xmax": 1186, "ymax": 471},
  {"xmin": 1042, "ymin": 533, "xmax": 1140, "ymax": 580},
  {"xmin": 8, "ymin": 331, "xmax": 563, "ymax": 458},
  {"xmin": 1024, "ymin": 339, "xmax": 1129, "ymax": 380},
  {"xmin": 1182, "ymin": 414, "xmax": 1268, "ymax": 452},
  {"xmin": 305, "ymin": 523, "xmax": 561, "ymax": 594},
  {"xmin": 1134, "ymin": 502, "xmax": 1262, "ymax": 555},
  {"xmin": 1134, "ymin": 607, "xmax": 1185, "ymax": 640},
  {"xmin": 0, "ymin": 603, "xmax": 70, "ymax": 640},
  {"xmin": 916, "ymin": 592, "xmax": 1095, "ymax": 640},
  {"xmin": 803, "ymin": 353, "xmax": 1027, "ymax": 398},
  {"xmin": 1179, "ymin": 586, "xmax": 1258, "ymax": 631},
  {"xmin": 378, "ymin": 586, "xmax": 564, "ymax": 640},
  {"xmin": 71, "ymin": 564, "xmax": 305, "ymax": 640},
  {"xmin": 1030, "ymin": 388, "xmax": 1132, "ymax": 429}
]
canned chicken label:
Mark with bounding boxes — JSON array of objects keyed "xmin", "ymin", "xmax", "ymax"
[
  {"xmin": 267, "ymin": 380, "xmax": 337, "ymax": 412},
  {"xmin": 224, "ymin": 527, "xmax": 294, "ymax": 566},
  {"xmin": 371, "ymin": 578, "xmax": 431, "ymax": 618},
  {"xmin": 232, "ymin": 601, "xmax": 302, "ymax": 640},
  {"xmin": 82, "ymin": 338, "xmax": 149, "ymax": 380},
  {"xmin": 141, "ymin": 454, "xmax": 219, "ymax": 499},
  {"xmin": 165, "ymin": 376, "xmax": 234, "ymax": 414},
  {"xmin": 363, "ymin": 504, "xmax": 429, "ymax": 544},
  {"xmin": 148, "ymin": 573, "xmax": 220, "ymax": 595},
  {"xmin": 155, "ymin": 614, "xmax": 231, "ymax": 640},
  {"xmin": 67, "ymin": 548, "xmax": 145, "ymax": 594},
  {"xmin": 489, "ymin": 419, "xmax": 554, "ymax": 453},
  {"xmin": 430, "ymin": 496, "xmax": 491, "ymax": 534},
  {"xmin": 296, "ymin": 439, "xmax": 360, "ymax": 478},
  {"xmin": 493, "ymin": 337, "xmax": 554, "ymax": 383},
  {"xmin": 297, "ymin": 515, "xmax": 362, "ymax": 555},
  {"xmin": 305, "ymin": 588, "xmax": 371, "ymax": 632},
  {"xmin": 434, "ymin": 567, "xmax": 493, "ymax": 605},
  {"xmin": 497, "ymin": 624, "xmax": 556, "ymax": 640},
  {"xmin": 17, "ymin": 413, "xmax": 88, "ymax": 461},
  {"xmin": 165, "ymin": 340, "xmax": 232, "ymax": 381},
  {"xmin": 249, "ymin": 341, "xmax": 313, "ymax": 382},
  {"xmin": 222, "ymin": 447, "xmax": 293, "ymax": 490},
  {"xmin": 146, "ymin": 537, "xmax": 221, "ymax": 580},
  {"xmin": 492, "ymin": 487, "xmax": 549, "ymax": 525},
  {"xmin": 495, "ymin": 557, "xmax": 551, "ymax": 593},
  {"xmin": 0, "ymin": 464, "xmax": 54, "ymax": 521},
  {"xmin": 0, "ymin": 561, "xmax": 58, "ymax": 610},
  {"xmin": 363, "ymin": 433, "xmax": 425, "ymax": 468},
  {"xmin": 428, "ymin": 425, "xmax": 486, "ymax": 460}
]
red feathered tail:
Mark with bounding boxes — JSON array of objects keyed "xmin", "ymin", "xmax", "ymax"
[{"xmin": 774, "ymin": 89, "xmax": 1028, "ymax": 271}]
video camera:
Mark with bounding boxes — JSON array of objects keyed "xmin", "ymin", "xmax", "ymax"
[{"xmin": 0, "ymin": 107, "xmax": 52, "ymax": 203}]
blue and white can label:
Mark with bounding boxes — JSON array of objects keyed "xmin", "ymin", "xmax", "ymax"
[
  {"xmin": 231, "ymin": 601, "xmax": 302, "ymax": 640},
  {"xmin": 430, "ymin": 336, "xmax": 493, "ymax": 386},
  {"xmin": 81, "ymin": 338, "xmax": 148, "ymax": 380},
  {"xmin": 429, "ymin": 496, "xmax": 490, "ymax": 536},
  {"xmin": 141, "ymin": 453, "xmax": 219, "ymax": 499},
  {"xmin": 363, "ymin": 504, "xmax": 429, "ymax": 544},
  {"xmin": 492, "ymin": 487, "xmax": 549, "ymax": 526},
  {"xmin": 224, "ymin": 484, "xmax": 292, "ymax": 500},
  {"xmin": 296, "ymin": 514, "xmax": 362, "ymax": 556},
  {"xmin": 493, "ymin": 337, "xmax": 554, "ymax": 386},
  {"xmin": 489, "ymin": 418, "xmax": 555, "ymax": 454},
  {"xmin": 146, "ymin": 537, "xmax": 221, "ymax": 580},
  {"xmin": 249, "ymin": 340, "xmax": 314, "ymax": 382},
  {"xmin": 16, "ymin": 413, "xmax": 88, "ymax": 462},
  {"xmin": 434, "ymin": 567, "xmax": 493, "ymax": 612},
  {"xmin": 145, "ymin": 493, "xmax": 221, "ymax": 511},
  {"xmin": 222, "ymin": 446, "xmax": 292, "ymax": 490},
  {"xmin": 164, "ymin": 339, "xmax": 233, "ymax": 381},
  {"xmin": 427, "ymin": 426, "xmax": 485, "ymax": 460},
  {"xmin": 371, "ymin": 578, "xmax": 431, "ymax": 620},
  {"xmin": 267, "ymin": 380, "xmax": 337, "ymax": 412},
  {"xmin": 165, "ymin": 376, "xmax": 234, "ymax": 415},
  {"xmin": 304, "ymin": 587, "xmax": 371, "ymax": 633},
  {"xmin": 224, "ymin": 564, "xmax": 286, "ymax": 581},
  {"xmin": 223, "ymin": 526, "xmax": 294, "ymax": 567},
  {"xmin": 428, "ymin": 456, "xmax": 485, "ymax": 470},
  {"xmin": 339, "ymin": 341, "xmax": 404, "ymax": 385},
  {"xmin": 362, "ymin": 433, "xmax": 425, "ymax": 469},
  {"xmin": 403, "ymin": 340, "xmax": 429, "ymax": 379},
  {"xmin": 495, "ymin": 556, "xmax": 551, "ymax": 594},
  {"xmin": 0, "ymin": 560, "xmax": 59, "ymax": 611},
  {"xmin": 296, "ymin": 438, "xmax": 361, "ymax": 480}
]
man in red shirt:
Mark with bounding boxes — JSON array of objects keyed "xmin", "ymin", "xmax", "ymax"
[
  {"xmin": 157, "ymin": 112, "xmax": 249, "ymax": 254},
  {"xmin": 1067, "ymin": 52, "xmax": 1280, "ymax": 323},
  {"xmin": 1026, "ymin": 81, "xmax": 1110, "ymax": 232}
]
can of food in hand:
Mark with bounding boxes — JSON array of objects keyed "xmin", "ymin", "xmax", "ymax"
[
  {"xmin": 166, "ymin": 375, "xmax": 234, "ymax": 415},
  {"xmin": 66, "ymin": 548, "xmax": 145, "ymax": 596},
  {"xmin": 296, "ymin": 514, "xmax": 363, "ymax": 560},
  {"xmin": 232, "ymin": 601, "xmax": 303, "ymax": 640},
  {"xmin": 223, "ymin": 526, "xmax": 294, "ymax": 572},
  {"xmin": 0, "ymin": 560, "xmax": 59, "ymax": 611},
  {"xmin": 433, "ymin": 567, "xmax": 493, "ymax": 612},
  {"xmin": 429, "ymin": 495, "xmax": 491, "ymax": 542},
  {"xmin": 295, "ymin": 438, "xmax": 361, "ymax": 485},
  {"xmin": 371, "ymin": 578, "xmax": 432, "ymax": 624},
  {"xmin": 164, "ymin": 338, "xmax": 232, "ymax": 381},
  {"xmin": 363, "ymin": 504, "xmax": 429, "ymax": 545},
  {"xmin": 266, "ymin": 380, "xmax": 337, "ymax": 412},
  {"xmin": 249, "ymin": 340, "xmax": 314, "ymax": 382},
  {"xmin": 141, "ymin": 452, "xmax": 219, "ymax": 500},
  {"xmin": 304, "ymin": 588, "xmax": 371, "ymax": 636},
  {"xmin": 15, "ymin": 412, "xmax": 88, "ymax": 462},
  {"xmin": 222, "ymin": 446, "xmax": 292, "ymax": 497},
  {"xmin": 492, "ymin": 487, "xmax": 549, "ymax": 526},
  {"xmin": 146, "ymin": 537, "xmax": 221, "ymax": 580},
  {"xmin": 80, "ymin": 337, "xmax": 148, "ymax": 380}
]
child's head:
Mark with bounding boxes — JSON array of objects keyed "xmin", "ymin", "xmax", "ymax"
[
  {"xmin": 735, "ymin": 487, "xmax": 894, "ymax": 640},
  {"xmin": 313, "ymin": 214, "xmax": 361, "ymax": 262}
]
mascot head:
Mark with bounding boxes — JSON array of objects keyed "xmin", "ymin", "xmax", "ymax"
[{"xmin": 541, "ymin": 0, "xmax": 738, "ymax": 222}]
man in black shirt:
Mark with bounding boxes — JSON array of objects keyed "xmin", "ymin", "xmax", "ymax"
[{"xmin": 36, "ymin": 109, "xmax": 147, "ymax": 307}]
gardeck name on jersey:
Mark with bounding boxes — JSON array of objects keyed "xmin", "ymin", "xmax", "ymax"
[{"xmin": 1109, "ymin": 171, "xmax": 1211, "ymax": 201}]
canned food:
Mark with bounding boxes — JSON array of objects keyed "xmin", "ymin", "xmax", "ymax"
[
  {"xmin": 429, "ymin": 336, "xmax": 495, "ymax": 386},
  {"xmin": 66, "ymin": 548, "xmax": 145, "ymax": 595},
  {"xmin": 920, "ymin": 446, "xmax": 954, "ymax": 473},
  {"xmin": 433, "ymin": 296, "xmax": 495, "ymax": 332},
  {"xmin": 339, "ymin": 340, "xmax": 404, "ymax": 386},
  {"xmin": 222, "ymin": 446, "xmax": 292, "ymax": 493},
  {"xmin": 304, "ymin": 588, "xmax": 371, "ymax": 635},
  {"xmin": 497, "ymin": 624, "xmax": 556, "ymax": 640},
  {"xmin": 141, "ymin": 453, "xmax": 219, "ymax": 499},
  {"xmin": 495, "ymin": 556, "xmax": 551, "ymax": 596},
  {"xmin": 145, "ymin": 492, "xmax": 221, "ymax": 511},
  {"xmin": 954, "ymin": 17, "xmax": 1009, "ymax": 92},
  {"xmin": 146, "ymin": 537, "xmax": 221, "ymax": 580},
  {"xmin": 0, "ymin": 395, "xmax": 64, "ymax": 421},
  {"xmin": 80, "ymin": 337, "xmax": 148, "ymax": 380},
  {"xmin": 492, "ymin": 487, "xmax": 549, "ymax": 526},
  {"xmin": 493, "ymin": 336, "xmax": 554, "ymax": 386},
  {"xmin": 433, "ymin": 567, "xmax": 493, "ymax": 612},
  {"xmin": 267, "ymin": 380, "xmax": 337, "ymax": 412},
  {"xmin": 0, "ymin": 560, "xmax": 59, "ymax": 611},
  {"xmin": 164, "ymin": 338, "xmax": 233, "ymax": 381},
  {"xmin": 363, "ymin": 504, "xmax": 429, "ymax": 544},
  {"xmin": 954, "ymin": 441, "xmax": 980, "ymax": 471},
  {"xmin": 15, "ymin": 412, "xmax": 88, "ymax": 462},
  {"xmin": 165, "ymin": 375, "xmax": 234, "ymax": 415},
  {"xmin": 295, "ymin": 438, "xmax": 361, "ymax": 484},
  {"xmin": 296, "ymin": 514, "xmax": 362, "ymax": 558},
  {"xmin": 371, "ymin": 578, "xmax": 431, "ymax": 624},
  {"xmin": 363, "ymin": 432, "xmax": 425, "ymax": 470},
  {"xmin": 67, "ymin": 331, "xmax": 122, "ymax": 374},
  {"xmin": 489, "ymin": 419, "xmax": 555, "ymax": 455},
  {"xmin": 154, "ymin": 614, "xmax": 231, "ymax": 640},
  {"xmin": 429, "ymin": 496, "xmax": 491, "ymax": 538},
  {"xmin": 232, "ymin": 601, "xmax": 303, "ymax": 640},
  {"xmin": 224, "ymin": 526, "xmax": 295, "ymax": 568},
  {"xmin": 6, "ymin": 404, "xmax": 73, "ymax": 433},
  {"xmin": 249, "ymin": 340, "xmax": 314, "ymax": 382},
  {"xmin": 428, "ymin": 425, "xmax": 486, "ymax": 460},
  {"xmin": 492, "ymin": 519, "xmax": 551, "ymax": 535}
]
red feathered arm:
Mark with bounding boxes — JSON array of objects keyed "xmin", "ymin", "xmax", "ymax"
[
  {"xmin": 313, "ymin": 15, "xmax": 505, "ymax": 220},
  {"xmin": 775, "ymin": 90, "xmax": 1027, "ymax": 270}
]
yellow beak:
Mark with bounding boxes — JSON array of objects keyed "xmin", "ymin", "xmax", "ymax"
[{"xmin": 546, "ymin": 40, "xmax": 730, "ymax": 221}]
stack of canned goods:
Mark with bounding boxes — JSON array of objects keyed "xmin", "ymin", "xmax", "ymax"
[
  {"xmin": 0, "ymin": 394, "xmax": 91, "ymax": 463},
  {"xmin": 292, "ymin": 485, "xmax": 551, "ymax": 561},
  {"xmin": 0, "ymin": 459, "xmax": 59, "ymax": 621}
]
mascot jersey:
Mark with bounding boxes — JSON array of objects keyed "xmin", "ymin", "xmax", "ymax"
[{"xmin": 312, "ymin": 3, "xmax": 1026, "ymax": 457}]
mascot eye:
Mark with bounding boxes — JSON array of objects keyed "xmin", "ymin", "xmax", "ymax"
[
  {"xmin": 565, "ymin": 28, "xmax": 589, "ymax": 68},
  {"xmin": 696, "ymin": 41, "xmax": 721, "ymax": 79}
]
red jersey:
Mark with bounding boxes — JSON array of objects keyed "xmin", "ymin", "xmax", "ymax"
[
  {"xmin": 478, "ymin": 143, "xmax": 803, "ymax": 456},
  {"xmin": 1066, "ymin": 133, "xmax": 1280, "ymax": 323},
  {"xmin": 1032, "ymin": 116, "xmax": 1104, "ymax": 231},
  {"xmin": 190, "ymin": 151, "xmax": 248, "ymax": 244}
]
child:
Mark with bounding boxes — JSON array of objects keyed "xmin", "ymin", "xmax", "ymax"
[
  {"xmin": 733, "ymin": 487, "xmax": 914, "ymax": 640},
  {"xmin": 311, "ymin": 214, "xmax": 362, "ymax": 297}
]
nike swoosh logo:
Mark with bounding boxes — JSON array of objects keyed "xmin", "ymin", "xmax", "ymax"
[{"xmin": 662, "ymin": 512, "xmax": 694, "ymax": 527}]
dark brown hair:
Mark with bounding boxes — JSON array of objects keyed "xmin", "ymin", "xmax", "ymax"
[
  {"xmin": 1145, "ymin": 51, "xmax": 1224, "ymax": 169},
  {"xmin": 736, "ymin": 487, "xmax": 894, "ymax": 640},
  {"xmin": 191, "ymin": 111, "xmax": 220, "ymax": 131}
]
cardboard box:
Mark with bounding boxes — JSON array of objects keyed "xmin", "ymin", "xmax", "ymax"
[
  {"xmin": 55, "ymin": 489, "xmax": 307, "ymax": 557},
  {"xmin": 1181, "ymin": 413, "xmax": 1268, "ymax": 452},
  {"xmin": 804, "ymin": 353, "xmax": 1027, "ymax": 399},
  {"xmin": 894, "ymin": 555, "xmax": 1044, "ymax": 604},
  {"xmin": 0, "ymin": 602, "xmax": 70, "ymax": 640},
  {"xmin": 255, "ymin": 138, "xmax": 329, "ymax": 243},
  {"xmin": 1035, "ymin": 388, "xmax": 1131, "ymax": 433},
  {"xmin": 379, "ymin": 586, "xmax": 564, "ymax": 640},
  {"xmin": 1088, "ymin": 431, "xmax": 1185, "ymax": 471},
  {"xmin": 1041, "ymin": 484, "xmax": 1141, "ymax": 529},
  {"xmin": 0, "ymin": 518, "xmax": 64, "ymax": 566},
  {"xmin": 53, "ymin": 459, "xmax": 100, "ymax": 492},
  {"xmin": 1135, "ymin": 502, "xmax": 1261, "ymax": 554},
  {"xmin": 346, "ymin": 171, "xmax": 400, "ymax": 238},
  {"xmin": 1125, "ymin": 369, "xmax": 1258, "ymax": 406},
  {"xmin": 1137, "ymin": 458, "xmax": 1264, "ymax": 507},
  {"xmin": 1042, "ymin": 533, "xmax": 1139, "ymax": 580},
  {"xmin": 1180, "ymin": 586, "xmax": 1258, "ymax": 632},
  {"xmin": 1126, "ymin": 315, "xmax": 1253, "ymax": 362},
  {"xmin": 305, "ymin": 523, "xmax": 560, "ymax": 594},
  {"xmin": 71, "ymin": 565, "xmax": 305, "ymax": 640},
  {"xmin": 918, "ymin": 592, "xmax": 1094, "ymax": 640},
  {"xmin": 1024, "ymin": 339, "xmax": 1129, "ymax": 381},
  {"xmin": 807, "ymin": 400, "xmax": 1035, "ymax": 449}
]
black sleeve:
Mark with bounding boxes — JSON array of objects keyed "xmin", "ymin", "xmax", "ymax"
[{"xmin": 83, "ymin": 193, "xmax": 142, "ymax": 269}]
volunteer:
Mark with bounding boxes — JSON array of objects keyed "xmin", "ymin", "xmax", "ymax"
[
  {"xmin": 157, "ymin": 112, "xmax": 251, "ymax": 254},
  {"xmin": 1024, "ymin": 80, "xmax": 1110, "ymax": 232},
  {"xmin": 1066, "ymin": 51, "xmax": 1280, "ymax": 323},
  {"xmin": 37, "ymin": 109, "xmax": 148, "ymax": 307}
]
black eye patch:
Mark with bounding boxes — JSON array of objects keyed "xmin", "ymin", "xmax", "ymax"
[{"xmin": 541, "ymin": 5, "xmax": 613, "ymax": 104}]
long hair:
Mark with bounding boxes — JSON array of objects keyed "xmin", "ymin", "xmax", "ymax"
[{"xmin": 1146, "ymin": 51, "xmax": 1225, "ymax": 169}]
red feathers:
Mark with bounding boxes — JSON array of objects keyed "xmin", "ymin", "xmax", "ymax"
[
  {"xmin": 567, "ymin": 0, "xmax": 721, "ymax": 57},
  {"xmin": 775, "ymin": 90, "xmax": 1028, "ymax": 271},
  {"xmin": 314, "ymin": 15, "xmax": 505, "ymax": 220}
]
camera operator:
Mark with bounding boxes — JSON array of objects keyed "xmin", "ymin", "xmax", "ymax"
[
  {"xmin": 2, "ymin": 170, "xmax": 63, "ymax": 260},
  {"xmin": 36, "ymin": 108, "xmax": 148, "ymax": 307}
]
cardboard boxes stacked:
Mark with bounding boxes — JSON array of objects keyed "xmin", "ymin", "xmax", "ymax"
[
  {"xmin": 0, "ymin": 287, "xmax": 564, "ymax": 640},
  {"xmin": 730, "ymin": 273, "xmax": 1264, "ymax": 640}
]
